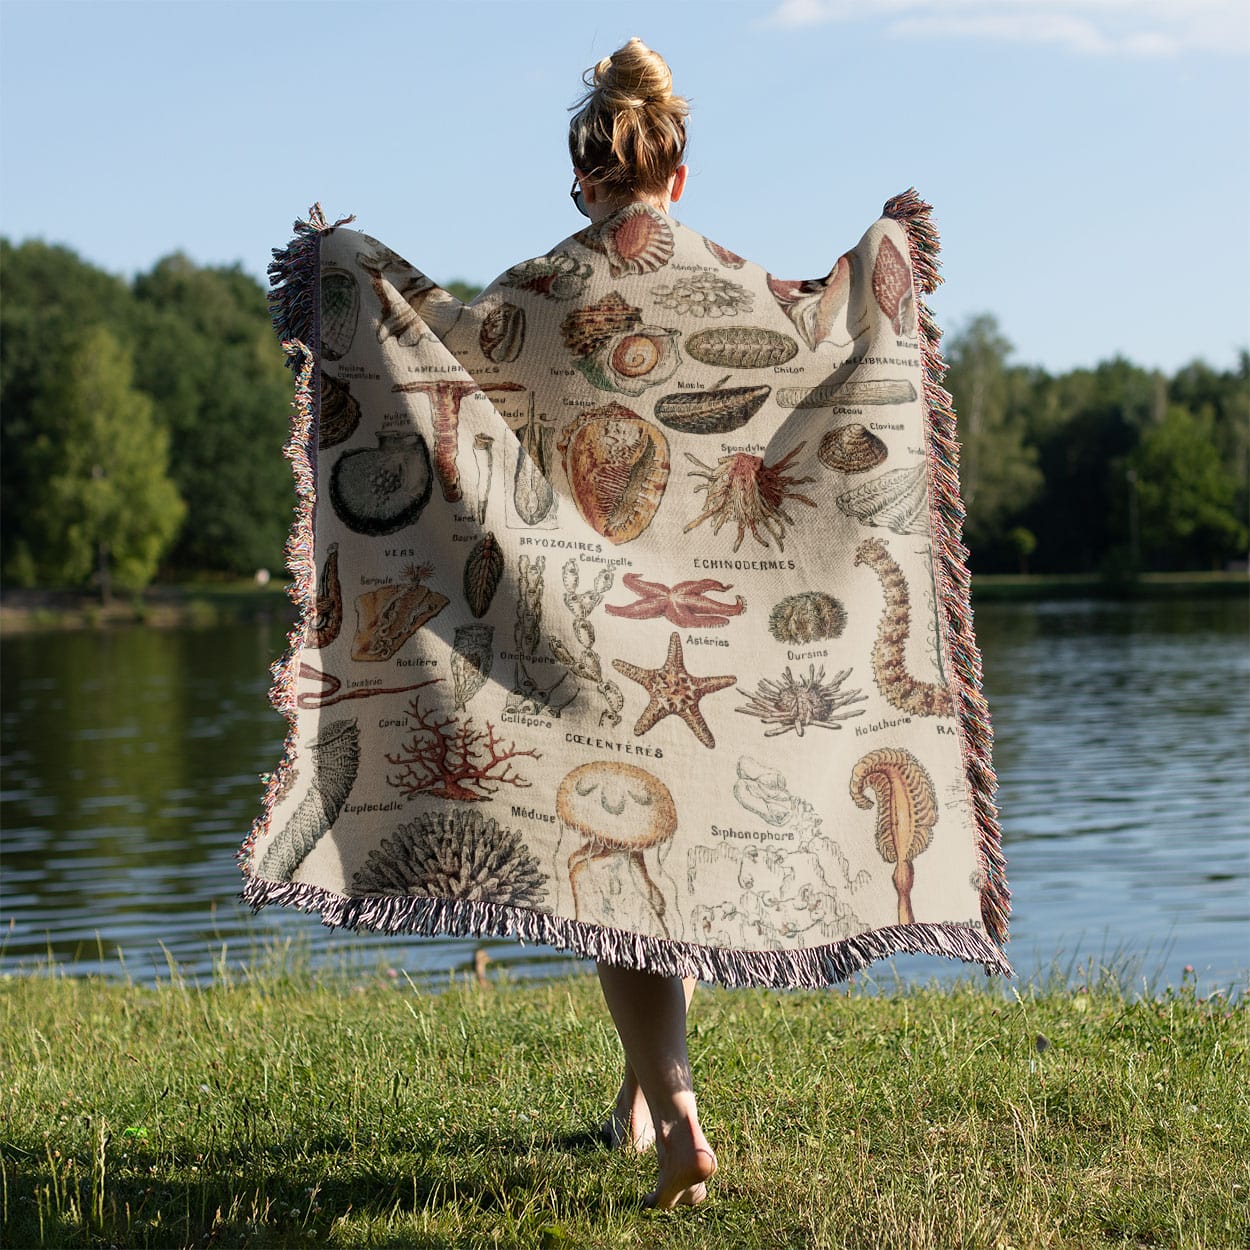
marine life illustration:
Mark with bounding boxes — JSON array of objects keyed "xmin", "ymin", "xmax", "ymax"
[
  {"xmin": 329, "ymin": 431, "xmax": 433, "ymax": 536},
  {"xmin": 257, "ymin": 719, "xmax": 360, "ymax": 882},
  {"xmin": 736, "ymin": 664, "xmax": 866, "ymax": 737},
  {"xmin": 817, "ymin": 423, "xmax": 889, "ymax": 473},
  {"xmin": 606, "ymin": 573, "xmax": 745, "ymax": 628},
  {"xmin": 558, "ymin": 403, "xmax": 670, "ymax": 545},
  {"xmin": 733, "ymin": 756, "xmax": 822, "ymax": 835},
  {"xmin": 854, "ymin": 537, "xmax": 954, "ymax": 717},
  {"xmin": 575, "ymin": 203, "xmax": 674, "ymax": 276},
  {"xmin": 352, "ymin": 809, "xmax": 549, "ymax": 908},
  {"xmin": 612, "ymin": 632, "xmax": 737, "ymax": 749},
  {"xmin": 320, "ymin": 265, "xmax": 360, "ymax": 361},
  {"xmin": 295, "ymin": 664, "xmax": 440, "ymax": 711},
  {"xmin": 306, "ymin": 542, "xmax": 342, "ymax": 649},
  {"xmin": 558, "ymin": 761, "xmax": 678, "ymax": 936},
  {"xmin": 385, "ymin": 697, "xmax": 540, "ymax": 802},
  {"xmin": 479, "ymin": 301, "xmax": 526, "ymax": 363},
  {"xmin": 850, "ymin": 747, "xmax": 937, "ymax": 924},
  {"xmin": 871, "ymin": 235, "xmax": 915, "ymax": 337},
  {"xmin": 685, "ymin": 326, "xmax": 798, "ymax": 369},
  {"xmin": 499, "ymin": 252, "xmax": 592, "ymax": 301},
  {"xmin": 513, "ymin": 393, "xmax": 556, "ymax": 525},
  {"xmin": 652, "ymin": 270, "xmax": 753, "ymax": 318},
  {"xmin": 463, "ymin": 532, "xmax": 504, "ymax": 618},
  {"xmin": 654, "ymin": 381, "xmax": 771, "ymax": 435},
  {"xmin": 357, "ymin": 243, "xmax": 437, "ymax": 345},
  {"xmin": 777, "ymin": 379, "xmax": 917, "ymax": 409},
  {"xmin": 768, "ymin": 591, "xmax": 846, "ymax": 644},
  {"xmin": 560, "ymin": 292, "xmax": 681, "ymax": 395},
  {"xmin": 392, "ymin": 380, "xmax": 525, "ymax": 502},
  {"xmin": 353, "ymin": 562, "xmax": 450, "ymax": 662},
  {"xmin": 472, "ymin": 433, "xmax": 494, "ymax": 525},
  {"xmin": 704, "ymin": 238, "xmax": 746, "ymax": 269},
  {"xmin": 684, "ymin": 443, "xmax": 818, "ymax": 553},
  {"xmin": 546, "ymin": 559, "xmax": 624, "ymax": 728},
  {"xmin": 838, "ymin": 463, "xmax": 929, "ymax": 536},
  {"xmin": 450, "ymin": 624, "xmax": 495, "ymax": 710},
  {"xmin": 505, "ymin": 554, "xmax": 577, "ymax": 717},
  {"xmin": 766, "ymin": 255, "xmax": 862, "ymax": 350},
  {"xmin": 319, "ymin": 372, "xmax": 361, "ymax": 449}
]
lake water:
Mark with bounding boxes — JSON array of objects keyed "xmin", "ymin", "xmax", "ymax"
[{"xmin": 2, "ymin": 597, "xmax": 1247, "ymax": 993}]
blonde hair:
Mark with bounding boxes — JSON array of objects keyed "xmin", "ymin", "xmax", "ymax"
[{"xmin": 568, "ymin": 38, "xmax": 689, "ymax": 197}]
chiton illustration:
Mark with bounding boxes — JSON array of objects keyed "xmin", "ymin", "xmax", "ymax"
[
  {"xmin": 817, "ymin": 423, "xmax": 889, "ymax": 473},
  {"xmin": 685, "ymin": 326, "xmax": 798, "ymax": 369},
  {"xmin": 329, "ymin": 431, "xmax": 433, "ymax": 536}
]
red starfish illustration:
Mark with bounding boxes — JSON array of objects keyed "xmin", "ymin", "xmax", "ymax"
[{"xmin": 605, "ymin": 573, "xmax": 746, "ymax": 628}]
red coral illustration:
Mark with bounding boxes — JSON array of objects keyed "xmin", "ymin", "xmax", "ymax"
[{"xmin": 605, "ymin": 573, "xmax": 746, "ymax": 628}]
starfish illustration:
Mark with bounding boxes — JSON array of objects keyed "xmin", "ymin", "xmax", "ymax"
[
  {"xmin": 605, "ymin": 574, "xmax": 746, "ymax": 628},
  {"xmin": 611, "ymin": 632, "xmax": 737, "ymax": 749}
]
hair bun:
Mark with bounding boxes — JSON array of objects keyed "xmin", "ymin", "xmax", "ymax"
[{"xmin": 595, "ymin": 36, "xmax": 673, "ymax": 110}]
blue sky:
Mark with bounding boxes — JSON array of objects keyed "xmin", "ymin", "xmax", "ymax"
[{"xmin": 1, "ymin": 0, "xmax": 1246, "ymax": 374}]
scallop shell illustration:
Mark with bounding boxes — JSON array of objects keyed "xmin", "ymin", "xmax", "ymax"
[
  {"xmin": 872, "ymin": 235, "xmax": 915, "ymax": 336},
  {"xmin": 777, "ymin": 379, "xmax": 918, "ymax": 408},
  {"xmin": 479, "ymin": 302, "xmax": 526, "ymax": 363},
  {"xmin": 557, "ymin": 403, "xmax": 670, "ymax": 545},
  {"xmin": 817, "ymin": 423, "xmax": 889, "ymax": 473},
  {"xmin": 500, "ymin": 252, "xmax": 592, "ymax": 301},
  {"xmin": 451, "ymin": 624, "xmax": 495, "ymax": 710},
  {"xmin": 704, "ymin": 238, "xmax": 747, "ymax": 269},
  {"xmin": 685, "ymin": 327, "xmax": 798, "ymax": 369},
  {"xmin": 652, "ymin": 271, "xmax": 753, "ymax": 319},
  {"xmin": 577, "ymin": 203, "xmax": 674, "ymax": 277},
  {"xmin": 768, "ymin": 591, "xmax": 848, "ymax": 644},
  {"xmin": 654, "ymin": 384, "xmax": 771, "ymax": 435},
  {"xmin": 835, "ymin": 463, "xmax": 929, "ymax": 535},
  {"xmin": 320, "ymin": 266, "xmax": 359, "ymax": 361},
  {"xmin": 319, "ymin": 372, "xmax": 362, "ymax": 449},
  {"xmin": 561, "ymin": 292, "xmax": 642, "ymax": 357},
  {"xmin": 329, "ymin": 431, "xmax": 433, "ymax": 536},
  {"xmin": 766, "ymin": 254, "xmax": 853, "ymax": 350},
  {"xmin": 353, "ymin": 569, "xmax": 449, "ymax": 662},
  {"xmin": 576, "ymin": 327, "xmax": 682, "ymax": 397}
]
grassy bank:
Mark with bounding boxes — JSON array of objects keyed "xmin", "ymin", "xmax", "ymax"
[{"xmin": 2, "ymin": 966, "xmax": 1245, "ymax": 1249}]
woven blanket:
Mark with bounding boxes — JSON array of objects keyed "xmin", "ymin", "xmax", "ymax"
[{"xmin": 240, "ymin": 192, "xmax": 1011, "ymax": 987}]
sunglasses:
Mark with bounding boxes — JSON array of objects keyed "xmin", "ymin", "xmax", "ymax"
[{"xmin": 570, "ymin": 177, "xmax": 589, "ymax": 218}]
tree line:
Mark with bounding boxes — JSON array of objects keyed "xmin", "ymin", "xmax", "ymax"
[{"xmin": 1, "ymin": 239, "xmax": 1245, "ymax": 594}]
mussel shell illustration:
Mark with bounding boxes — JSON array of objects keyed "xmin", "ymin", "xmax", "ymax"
[
  {"xmin": 320, "ymin": 266, "xmax": 360, "ymax": 361},
  {"xmin": 654, "ymin": 385, "xmax": 771, "ymax": 435},
  {"xmin": 817, "ymin": 423, "xmax": 889, "ymax": 473},
  {"xmin": 575, "ymin": 327, "xmax": 682, "ymax": 397},
  {"xmin": 836, "ymin": 463, "xmax": 929, "ymax": 535},
  {"xmin": 464, "ymin": 533, "xmax": 504, "ymax": 618},
  {"xmin": 451, "ymin": 624, "xmax": 495, "ymax": 710},
  {"xmin": 319, "ymin": 372, "xmax": 362, "ymax": 449},
  {"xmin": 577, "ymin": 203, "xmax": 675, "ymax": 277},
  {"xmin": 329, "ymin": 432, "xmax": 433, "ymax": 536},
  {"xmin": 685, "ymin": 327, "xmax": 798, "ymax": 369},
  {"xmin": 352, "ymin": 582, "xmax": 449, "ymax": 661},
  {"xmin": 480, "ymin": 302, "xmax": 526, "ymax": 363},
  {"xmin": 768, "ymin": 591, "xmax": 848, "ymax": 644},
  {"xmin": 561, "ymin": 292, "xmax": 642, "ymax": 358},
  {"xmin": 704, "ymin": 238, "xmax": 747, "ymax": 269},
  {"xmin": 777, "ymin": 379, "xmax": 918, "ymax": 408},
  {"xmin": 557, "ymin": 404, "xmax": 670, "ymax": 545}
]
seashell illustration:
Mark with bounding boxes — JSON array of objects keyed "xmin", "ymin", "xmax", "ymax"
[
  {"xmin": 576, "ymin": 327, "xmax": 682, "ymax": 396},
  {"xmin": 777, "ymin": 379, "xmax": 917, "ymax": 408},
  {"xmin": 558, "ymin": 403, "xmax": 670, "ymax": 545},
  {"xmin": 654, "ymin": 384, "xmax": 771, "ymax": 435},
  {"xmin": 479, "ymin": 302, "xmax": 526, "ymax": 363},
  {"xmin": 500, "ymin": 252, "xmax": 592, "ymax": 301},
  {"xmin": 319, "ymin": 372, "xmax": 361, "ymax": 449},
  {"xmin": 872, "ymin": 235, "xmax": 915, "ymax": 337},
  {"xmin": 464, "ymin": 532, "xmax": 504, "ymax": 617},
  {"xmin": 353, "ymin": 565, "xmax": 449, "ymax": 661},
  {"xmin": 329, "ymin": 431, "xmax": 433, "ymax": 536},
  {"xmin": 704, "ymin": 238, "xmax": 747, "ymax": 269},
  {"xmin": 685, "ymin": 326, "xmax": 798, "ymax": 369},
  {"xmin": 768, "ymin": 591, "xmax": 847, "ymax": 644},
  {"xmin": 652, "ymin": 271, "xmax": 753, "ymax": 319},
  {"xmin": 576, "ymin": 203, "xmax": 674, "ymax": 277},
  {"xmin": 320, "ymin": 266, "xmax": 359, "ymax": 360},
  {"xmin": 766, "ymin": 254, "xmax": 854, "ymax": 350},
  {"xmin": 836, "ymin": 463, "xmax": 929, "ymax": 535},
  {"xmin": 817, "ymin": 423, "xmax": 889, "ymax": 473},
  {"xmin": 514, "ymin": 394, "xmax": 556, "ymax": 525},
  {"xmin": 472, "ymin": 433, "xmax": 494, "ymax": 525},
  {"xmin": 561, "ymin": 292, "xmax": 642, "ymax": 358},
  {"xmin": 451, "ymin": 624, "xmax": 495, "ymax": 710}
]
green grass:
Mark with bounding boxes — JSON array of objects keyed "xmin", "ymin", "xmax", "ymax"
[{"xmin": 1, "ymin": 962, "xmax": 1246, "ymax": 1249}]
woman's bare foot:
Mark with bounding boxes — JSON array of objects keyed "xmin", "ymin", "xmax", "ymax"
[
  {"xmin": 602, "ymin": 1076, "xmax": 655, "ymax": 1151},
  {"xmin": 644, "ymin": 1117, "xmax": 717, "ymax": 1209}
]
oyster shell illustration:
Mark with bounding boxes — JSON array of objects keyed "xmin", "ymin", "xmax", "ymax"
[
  {"xmin": 320, "ymin": 266, "xmax": 359, "ymax": 361},
  {"xmin": 872, "ymin": 235, "xmax": 915, "ymax": 337},
  {"xmin": 329, "ymin": 431, "xmax": 433, "ymax": 536},
  {"xmin": 500, "ymin": 252, "xmax": 592, "ymax": 301},
  {"xmin": 352, "ymin": 574, "xmax": 449, "ymax": 662},
  {"xmin": 479, "ymin": 301, "xmax": 525, "ymax": 363},
  {"xmin": 319, "ymin": 372, "xmax": 361, "ymax": 449},
  {"xmin": 836, "ymin": 463, "xmax": 929, "ymax": 535},
  {"xmin": 817, "ymin": 423, "xmax": 889, "ymax": 473},
  {"xmin": 652, "ymin": 271, "xmax": 753, "ymax": 319},
  {"xmin": 654, "ymin": 384, "xmax": 771, "ymax": 435},
  {"xmin": 768, "ymin": 591, "xmax": 848, "ymax": 644},
  {"xmin": 577, "ymin": 203, "xmax": 674, "ymax": 277},
  {"xmin": 766, "ymin": 254, "xmax": 854, "ymax": 350},
  {"xmin": 561, "ymin": 292, "xmax": 642, "ymax": 357},
  {"xmin": 557, "ymin": 403, "xmax": 670, "ymax": 545},
  {"xmin": 704, "ymin": 238, "xmax": 747, "ymax": 269},
  {"xmin": 685, "ymin": 327, "xmax": 798, "ymax": 369},
  {"xmin": 451, "ymin": 624, "xmax": 495, "ymax": 710},
  {"xmin": 576, "ymin": 327, "xmax": 682, "ymax": 397},
  {"xmin": 777, "ymin": 379, "xmax": 917, "ymax": 408}
]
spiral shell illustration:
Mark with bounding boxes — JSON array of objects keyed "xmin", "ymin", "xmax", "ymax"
[
  {"xmin": 464, "ymin": 532, "xmax": 504, "ymax": 617},
  {"xmin": 768, "ymin": 591, "xmax": 848, "ymax": 644},
  {"xmin": 777, "ymin": 379, "xmax": 917, "ymax": 408},
  {"xmin": 872, "ymin": 235, "xmax": 915, "ymax": 336},
  {"xmin": 558, "ymin": 403, "xmax": 670, "ymax": 545},
  {"xmin": 580, "ymin": 328, "xmax": 682, "ymax": 396},
  {"xmin": 329, "ymin": 432, "xmax": 433, "ymax": 536},
  {"xmin": 577, "ymin": 203, "xmax": 674, "ymax": 277},
  {"xmin": 479, "ymin": 301, "xmax": 526, "ymax": 363},
  {"xmin": 652, "ymin": 270, "xmax": 753, "ymax": 318},
  {"xmin": 319, "ymin": 372, "xmax": 361, "ymax": 450},
  {"xmin": 451, "ymin": 623, "xmax": 495, "ymax": 710},
  {"xmin": 500, "ymin": 252, "xmax": 592, "ymax": 301},
  {"xmin": 685, "ymin": 326, "xmax": 798, "ymax": 369},
  {"xmin": 704, "ymin": 238, "xmax": 746, "ymax": 269},
  {"xmin": 817, "ymin": 423, "xmax": 889, "ymax": 473},
  {"xmin": 836, "ymin": 463, "xmax": 929, "ymax": 535},
  {"xmin": 654, "ymin": 384, "xmax": 771, "ymax": 435},
  {"xmin": 561, "ymin": 292, "xmax": 641, "ymax": 357},
  {"xmin": 320, "ymin": 266, "xmax": 359, "ymax": 361},
  {"xmin": 353, "ymin": 566, "xmax": 449, "ymax": 662},
  {"xmin": 766, "ymin": 254, "xmax": 853, "ymax": 350}
]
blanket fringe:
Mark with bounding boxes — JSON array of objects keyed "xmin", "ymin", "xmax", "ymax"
[{"xmin": 883, "ymin": 189, "xmax": 1010, "ymax": 949}]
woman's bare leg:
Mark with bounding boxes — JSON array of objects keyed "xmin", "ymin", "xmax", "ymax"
[{"xmin": 596, "ymin": 964, "xmax": 717, "ymax": 1208}]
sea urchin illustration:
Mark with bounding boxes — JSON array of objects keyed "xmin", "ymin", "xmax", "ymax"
[{"xmin": 736, "ymin": 665, "xmax": 867, "ymax": 737}]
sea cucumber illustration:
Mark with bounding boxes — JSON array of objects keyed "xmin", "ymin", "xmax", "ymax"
[
  {"xmin": 575, "ymin": 203, "xmax": 674, "ymax": 276},
  {"xmin": 472, "ymin": 433, "xmax": 494, "ymax": 525},
  {"xmin": 385, "ymin": 698, "xmax": 540, "ymax": 801},
  {"xmin": 546, "ymin": 559, "xmax": 624, "ymax": 729},
  {"xmin": 356, "ymin": 243, "xmax": 437, "ymax": 345},
  {"xmin": 654, "ymin": 383, "xmax": 771, "ymax": 435},
  {"xmin": 684, "ymin": 444, "xmax": 818, "ymax": 553},
  {"xmin": 479, "ymin": 301, "xmax": 526, "ymax": 363},
  {"xmin": 871, "ymin": 235, "xmax": 915, "ymax": 337},
  {"xmin": 817, "ymin": 423, "xmax": 888, "ymax": 473},
  {"xmin": 258, "ymin": 718, "xmax": 360, "ymax": 882},
  {"xmin": 306, "ymin": 542, "xmax": 342, "ymax": 649},
  {"xmin": 612, "ymin": 632, "xmax": 736, "ymax": 749},
  {"xmin": 850, "ymin": 747, "xmax": 937, "ymax": 924},
  {"xmin": 767, "ymin": 591, "xmax": 846, "ymax": 644},
  {"xmin": 777, "ymin": 379, "xmax": 917, "ymax": 408},
  {"xmin": 736, "ymin": 665, "xmax": 866, "ymax": 737},
  {"xmin": 351, "ymin": 808, "xmax": 549, "ymax": 908},
  {"xmin": 557, "ymin": 761, "xmax": 678, "ymax": 936},
  {"xmin": 685, "ymin": 326, "xmax": 798, "ymax": 369},
  {"xmin": 329, "ymin": 431, "xmax": 432, "ymax": 536},
  {"xmin": 652, "ymin": 270, "xmax": 753, "ymax": 318},
  {"xmin": 704, "ymin": 238, "xmax": 746, "ymax": 269},
  {"xmin": 513, "ymin": 393, "xmax": 556, "ymax": 525},
  {"xmin": 499, "ymin": 252, "xmax": 592, "ymax": 301},
  {"xmin": 837, "ymin": 463, "xmax": 929, "ymax": 536},
  {"xmin": 854, "ymin": 537, "xmax": 954, "ymax": 717},
  {"xmin": 352, "ymin": 563, "xmax": 449, "ymax": 662},
  {"xmin": 451, "ymin": 624, "xmax": 495, "ymax": 710},
  {"xmin": 505, "ymin": 554, "xmax": 577, "ymax": 717},
  {"xmin": 463, "ymin": 533, "xmax": 504, "ymax": 618},
  {"xmin": 606, "ymin": 573, "xmax": 745, "ymax": 628},
  {"xmin": 561, "ymin": 293, "xmax": 680, "ymax": 395},
  {"xmin": 766, "ymin": 254, "xmax": 859, "ymax": 350},
  {"xmin": 319, "ymin": 372, "xmax": 361, "ymax": 449},
  {"xmin": 558, "ymin": 403, "xmax": 670, "ymax": 545},
  {"xmin": 320, "ymin": 265, "xmax": 360, "ymax": 361}
]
